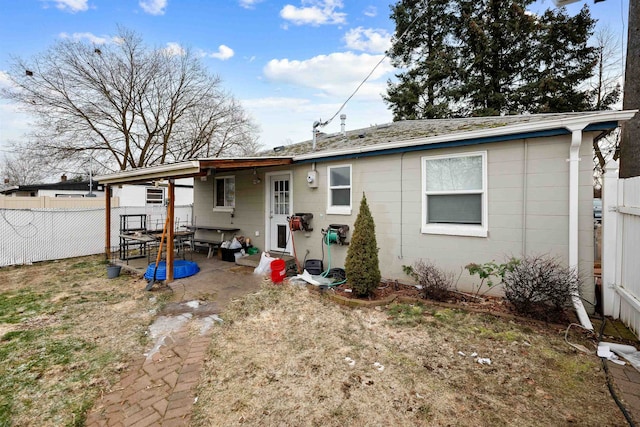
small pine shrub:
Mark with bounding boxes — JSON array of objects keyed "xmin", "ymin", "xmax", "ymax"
[
  {"xmin": 402, "ymin": 260, "xmax": 453, "ymax": 301},
  {"xmin": 502, "ymin": 255, "xmax": 580, "ymax": 321},
  {"xmin": 345, "ymin": 193, "xmax": 381, "ymax": 297}
]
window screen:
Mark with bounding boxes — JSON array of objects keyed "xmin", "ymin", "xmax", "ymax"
[{"xmin": 423, "ymin": 153, "xmax": 485, "ymax": 228}]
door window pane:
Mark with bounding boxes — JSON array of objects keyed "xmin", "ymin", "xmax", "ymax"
[{"xmin": 273, "ymin": 179, "xmax": 289, "ymax": 215}]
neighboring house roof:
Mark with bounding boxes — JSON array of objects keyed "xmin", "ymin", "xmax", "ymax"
[
  {"xmin": 0, "ymin": 181, "xmax": 103, "ymax": 195},
  {"xmin": 264, "ymin": 111, "xmax": 634, "ymax": 161}
]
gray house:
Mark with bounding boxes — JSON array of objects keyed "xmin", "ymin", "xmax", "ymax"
[{"xmin": 96, "ymin": 110, "xmax": 637, "ymax": 320}]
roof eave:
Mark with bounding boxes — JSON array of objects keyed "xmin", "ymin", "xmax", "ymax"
[
  {"xmin": 95, "ymin": 161, "xmax": 201, "ymax": 185},
  {"xmin": 94, "ymin": 157, "xmax": 294, "ymax": 185}
]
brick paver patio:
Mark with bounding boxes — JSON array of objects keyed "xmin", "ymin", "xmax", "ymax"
[{"xmin": 86, "ymin": 314, "xmax": 215, "ymax": 427}]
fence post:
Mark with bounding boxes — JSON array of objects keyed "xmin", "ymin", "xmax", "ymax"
[{"xmin": 602, "ymin": 160, "xmax": 620, "ymax": 317}]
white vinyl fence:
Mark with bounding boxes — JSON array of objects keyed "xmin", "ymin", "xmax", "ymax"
[
  {"xmin": 602, "ymin": 160, "xmax": 640, "ymax": 339},
  {"xmin": 0, "ymin": 205, "xmax": 193, "ymax": 267}
]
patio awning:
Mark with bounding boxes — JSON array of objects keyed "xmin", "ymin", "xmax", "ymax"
[{"xmin": 95, "ymin": 157, "xmax": 292, "ymax": 185}]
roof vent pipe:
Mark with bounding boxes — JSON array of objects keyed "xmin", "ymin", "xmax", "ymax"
[
  {"xmin": 340, "ymin": 114, "xmax": 347, "ymax": 136},
  {"xmin": 312, "ymin": 120, "xmax": 321, "ymax": 151}
]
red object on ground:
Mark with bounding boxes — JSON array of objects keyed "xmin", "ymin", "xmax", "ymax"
[{"xmin": 270, "ymin": 259, "xmax": 286, "ymax": 283}]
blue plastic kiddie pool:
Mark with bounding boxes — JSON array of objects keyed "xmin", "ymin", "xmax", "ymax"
[{"xmin": 144, "ymin": 260, "xmax": 199, "ymax": 280}]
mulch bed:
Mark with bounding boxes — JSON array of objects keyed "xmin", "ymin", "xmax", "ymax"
[{"xmin": 328, "ymin": 280, "xmax": 577, "ymax": 326}]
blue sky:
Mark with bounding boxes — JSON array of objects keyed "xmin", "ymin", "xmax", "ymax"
[{"xmin": 0, "ymin": 0, "xmax": 630, "ymax": 154}]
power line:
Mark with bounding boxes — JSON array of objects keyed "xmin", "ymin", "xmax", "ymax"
[{"xmin": 317, "ymin": 1, "xmax": 426, "ymax": 129}]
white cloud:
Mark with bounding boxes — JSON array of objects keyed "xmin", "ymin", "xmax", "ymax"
[
  {"xmin": 263, "ymin": 51, "xmax": 393, "ymax": 100},
  {"xmin": 344, "ymin": 27, "xmax": 391, "ymax": 54},
  {"xmin": 242, "ymin": 95, "xmax": 393, "ymax": 147},
  {"xmin": 0, "ymin": 71, "xmax": 15, "ymax": 90},
  {"xmin": 42, "ymin": 0, "xmax": 89, "ymax": 13},
  {"xmin": 139, "ymin": 0, "xmax": 167, "ymax": 15},
  {"xmin": 239, "ymin": 0, "xmax": 263, "ymax": 9},
  {"xmin": 280, "ymin": 0, "xmax": 346, "ymax": 26},
  {"xmin": 363, "ymin": 6, "xmax": 377, "ymax": 17},
  {"xmin": 59, "ymin": 32, "xmax": 110, "ymax": 44},
  {"xmin": 209, "ymin": 45, "xmax": 234, "ymax": 60},
  {"xmin": 163, "ymin": 42, "xmax": 186, "ymax": 56}
]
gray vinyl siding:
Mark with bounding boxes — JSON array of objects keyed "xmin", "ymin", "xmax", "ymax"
[
  {"xmin": 293, "ymin": 135, "xmax": 592, "ymax": 301},
  {"xmin": 190, "ymin": 133, "xmax": 595, "ymax": 305},
  {"xmin": 192, "ymin": 169, "xmax": 267, "ymax": 250}
]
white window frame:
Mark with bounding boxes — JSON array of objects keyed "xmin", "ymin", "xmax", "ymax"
[
  {"xmin": 327, "ymin": 164, "xmax": 352, "ymax": 215},
  {"xmin": 213, "ymin": 175, "xmax": 235, "ymax": 212},
  {"xmin": 421, "ymin": 151, "xmax": 488, "ymax": 237},
  {"xmin": 146, "ymin": 187, "xmax": 165, "ymax": 205}
]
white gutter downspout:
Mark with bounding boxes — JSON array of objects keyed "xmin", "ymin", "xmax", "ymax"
[{"xmin": 567, "ymin": 125, "xmax": 594, "ymax": 331}]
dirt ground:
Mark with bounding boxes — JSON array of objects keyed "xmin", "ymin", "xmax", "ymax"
[{"xmin": 193, "ymin": 283, "xmax": 627, "ymax": 427}]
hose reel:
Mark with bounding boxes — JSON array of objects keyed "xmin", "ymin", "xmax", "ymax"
[
  {"xmin": 322, "ymin": 224, "xmax": 349, "ymax": 245},
  {"xmin": 288, "ymin": 213, "xmax": 313, "ymax": 232}
]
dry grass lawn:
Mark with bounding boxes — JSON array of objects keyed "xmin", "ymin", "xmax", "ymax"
[
  {"xmin": 193, "ymin": 283, "xmax": 625, "ymax": 427},
  {"xmin": 0, "ymin": 256, "xmax": 163, "ymax": 426}
]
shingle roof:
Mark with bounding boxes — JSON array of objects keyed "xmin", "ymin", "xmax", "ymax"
[
  {"xmin": 261, "ymin": 112, "xmax": 618, "ymax": 158},
  {"xmin": 0, "ymin": 181, "xmax": 102, "ymax": 195}
]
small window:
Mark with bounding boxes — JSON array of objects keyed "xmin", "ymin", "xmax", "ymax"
[
  {"xmin": 146, "ymin": 188, "xmax": 164, "ymax": 204},
  {"xmin": 327, "ymin": 165, "xmax": 352, "ymax": 215},
  {"xmin": 422, "ymin": 152, "xmax": 487, "ymax": 237},
  {"xmin": 214, "ymin": 176, "xmax": 235, "ymax": 211}
]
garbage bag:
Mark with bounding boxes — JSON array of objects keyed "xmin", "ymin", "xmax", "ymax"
[
  {"xmin": 254, "ymin": 251, "xmax": 276, "ymax": 275},
  {"xmin": 229, "ymin": 237, "xmax": 242, "ymax": 250}
]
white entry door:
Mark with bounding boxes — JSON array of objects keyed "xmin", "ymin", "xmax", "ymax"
[{"xmin": 268, "ymin": 173, "xmax": 292, "ymax": 253}]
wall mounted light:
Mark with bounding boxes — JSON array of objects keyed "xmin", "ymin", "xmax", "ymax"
[{"xmin": 252, "ymin": 167, "xmax": 261, "ymax": 185}]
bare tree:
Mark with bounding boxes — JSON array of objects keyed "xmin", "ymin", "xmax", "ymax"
[
  {"xmin": 1, "ymin": 152, "xmax": 48, "ymax": 186},
  {"xmin": 589, "ymin": 27, "xmax": 623, "ymax": 190},
  {"xmin": 1, "ymin": 28, "xmax": 260, "ymax": 173},
  {"xmin": 588, "ymin": 26, "xmax": 622, "ymax": 111}
]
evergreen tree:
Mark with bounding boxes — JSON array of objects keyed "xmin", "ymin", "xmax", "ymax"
[
  {"xmin": 384, "ymin": 0, "xmax": 600, "ymax": 118},
  {"xmin": 516, "ymin": 6, "xmax": 598, "ymax": 113},
  {"xmin": 345, "ymin": 194, "xmax": 381, "ymax": 297},
  {"xmin": 453, "ymin": 0, "xmax": 537, "ymax": 116},
  {"xmin": 384, "ymin": 0, "xmax": 457, "ymax": 120}
]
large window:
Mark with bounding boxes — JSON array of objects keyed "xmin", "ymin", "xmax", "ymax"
[
  {"xmin": 146, "ymin": 187, "xmax": 164, "ymax": 205},
  {"xmin": 214, "ymin": 176, "xmax": 235, "ymax": 211},
  {"xmin": 327, "ymin": 165, "xmax": 351, "ymax": 215},
  {"xmin": 422, "ymin": 152, "xmax": 487, "ymax": 237}
]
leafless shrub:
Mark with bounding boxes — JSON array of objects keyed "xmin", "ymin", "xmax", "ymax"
[
  {"xmin": 503, "ymin": 255, "xmax": 580, "ymax": 322},
  {"xmin": 403, "ymin": 260, "xmax": 454, "ymax": 301}
]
